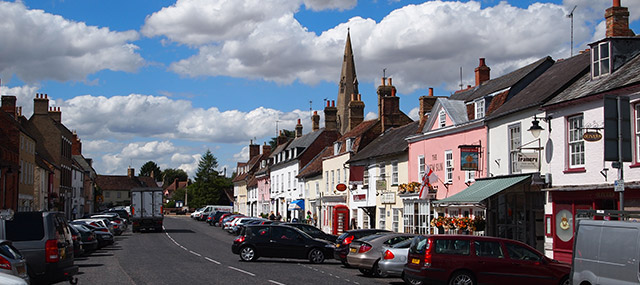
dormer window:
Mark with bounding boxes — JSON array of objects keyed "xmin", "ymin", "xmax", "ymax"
[
  {"xmin": 346, "ymin": 138, "xmax": 353, "ymax": 152},
  {"xmin": 334, "ymin": 142, "xmax": 342, "ymax": 155},
  {"xmin": 592, "ymin": 41, "xmax": 611, "ymax": 79},
  {"xmin": 475, "ymin": 99, "xmax": 485, "ymax": 119},
  {"xmin": 439, "ymin": 110, "xmax": 446, "ymax": 128}
]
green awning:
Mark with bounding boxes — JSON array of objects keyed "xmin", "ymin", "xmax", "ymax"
[{"xmin": 434, "ymin": 175, "xmax": 530, "ymax": 204}]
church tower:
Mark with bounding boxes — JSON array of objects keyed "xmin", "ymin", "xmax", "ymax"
[{"xmin": 336, "ymin": 30, "xmax": 359, "ymax": 135}]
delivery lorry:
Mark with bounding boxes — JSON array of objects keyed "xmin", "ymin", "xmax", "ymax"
[{"xmin": 130, "ymin": 187, "xmax": 164, "ymax": 232}]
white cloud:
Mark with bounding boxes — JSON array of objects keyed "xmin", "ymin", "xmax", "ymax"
[
  {"xmin": 0, "ymin": 84, "xmax": 40, "ymax": 116},
  {"xmin": 120, "ymin": 141, "xmax": 177, "ymax": 159},
  {"xmin": 233, "ymin": 146, "xmax": 250, "ymax": 162},
  {"xmin": 364, "ymin": 111, "xmax": 377, "ymax": 121},
  {"xmin": 141, "ymin": 0, "xmax": 616, "ymax": 92},
  {"xmin": 303, "ymin": 0, "xmax": 357, "ymax": 11},
  {"xmin": 0, "ymin": 1, "xmax": 143, "ymax": 83},
  {"xmin": 82, "ymin": 139, "xmax": 125, "ymax": 153},
  {"xmin": 408, "ymin": 107, "xmax": 419, "ymax": 121}
]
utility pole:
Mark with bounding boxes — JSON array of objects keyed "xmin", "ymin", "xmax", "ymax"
[{"xmin": 567, "ymin": 5, "xmax": 577, "ymax": 57}]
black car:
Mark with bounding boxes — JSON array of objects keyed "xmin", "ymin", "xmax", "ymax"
[
  {"xmin": 70, "ymin": 224, "xmax": 98, "ymax": 254},
  {"xmin": 208, "ymin": 211, "xmax": 230, "ymax": 226},
  {"xmin": 231, "ymin": 224, "xmax": 332, "ymax": 263},
  {"xmin": 67, "ymin": 225, "xmax": 84, "ymax": 257},
  {"xmin": 333, "ymin": 229, "xmax": 390, "ymax": 266},
  {"xmin": 71, "ymin": 221, "xmax": 114, "ymax": 248},
  {"xmin": 282, "ymin": 223, "xmax": 338, "ymax": 243}
]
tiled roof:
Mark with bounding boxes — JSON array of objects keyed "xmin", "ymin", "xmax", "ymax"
[
  {"xmin": 544, "ymin": 52, "xmax": 640, "ymax": 107},
  {"xmin": 487, "ymin": 52, "xmax": 590, "ymax": 120},
  {"xmin": 348, "ymin": 121, "xmax": 420, "ymax": 163},
  {"xmin": 164, "ymin": 179, "xmax": 188, "ymax": 191},
  {"xmin": 297, "ymin": 146, "xmax": 333, "ymax": 179},
  {"xmin": 451, "ymin": 56, "xmax": 554, "ymax": 102},
  {"xmin": 269, "ymin": 139, "xmax": 292, "ymax": 158},
  {"xmin": 96, "ymin": 175, "xmax": 157, "ymax": 191},
  {"xmin": 335, "ymin": 119, "xmax": 378, "ymax": 154},
  {"xmin": 233, "ymin": 152, "xmax": 267, "ymax": 182}
]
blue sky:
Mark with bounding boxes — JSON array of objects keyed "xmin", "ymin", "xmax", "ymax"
[{"xmin": 1, "ymin": 0, "xmax": 640, "ymax": 178}]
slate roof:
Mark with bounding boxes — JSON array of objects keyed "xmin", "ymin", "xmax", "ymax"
[
  {"xmin": 96, "ymin": 175, "xmax": 158, "ymax": 191},
  {"xmin": 232, "ymin": 153, "xmax": 264, "ymax": 183},
  {"xmin": 335, "ymin": 119, "xmax": 378, "ymax": 154},
  {"xmin": 544, "ymin": 52, "xmax": 640, "ymax": 107},
  {"xmin": 297, "ymin": 146, "xmax": 333, "ymax": 179},
  {"xmin": 72, "ymin": 155, "xmax": 96, "ymax": 177},
  {"xmin": 421, "ymin": 99, "xmax": 468, "ymax": 133},
  {"xmin": 348, "ymin": 121, "xmax": 420, "ymax": 163},
  {"xmin": 451, "ymin": 56, "xmax": 553, "ymax": 102},
  {"xmin": 269, "ymin": 139, "xmax": 291, "ymax": 158},
  {"xmin": 487, "ymin": 52, "xmax": 590, "ymax": 121}
]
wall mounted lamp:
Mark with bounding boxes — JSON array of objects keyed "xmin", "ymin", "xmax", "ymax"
[{"xmin": 528, "ymin": 115, "xmax": 552, "ymax": 138}]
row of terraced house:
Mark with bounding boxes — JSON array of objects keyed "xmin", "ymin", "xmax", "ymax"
[{"xmin": 231, "ymin": 1, "xmax": 640, "ymax": 262}]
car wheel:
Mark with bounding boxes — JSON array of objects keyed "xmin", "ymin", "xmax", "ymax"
[
  {"xmin": 372, "ymin": 261, "xmax": 387, "ymax": 277},
  {"xmin": 449, "ymin": 271, "xmax": 475, "ymax": 285},
  {"xmin": 403, "ymin": 275, "xmax": 423, "ymax": 285},
  {"xmin": 358, "ymin": 268, "xmax": 373, "ymax": 276},
  {"xmin": 308, "ymin": 248, "xmax": 325, "ymax": 264},
  {"xmin": 240, "ymin": 246, "xmax": 258, "ymax": 261},
  {"xmin": 559, "ymin": 276, "xmax": 569, "ymax": 285},
  {"xmin": 341, "ymin": 260, "xmax": 350, "ymax": 267}
]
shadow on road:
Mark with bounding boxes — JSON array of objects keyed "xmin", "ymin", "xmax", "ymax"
[
  {"xmin": 164, "ymin": 229, "xmax": 196, "ymax": 233},
  {"xmin": 85, "ymin": 253, "xmax": 114, "ymax": 257},
  {"xmin": 77, "ymin": 263, "xmax": 104, "ymax": 268}
]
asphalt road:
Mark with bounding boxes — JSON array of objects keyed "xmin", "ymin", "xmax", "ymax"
[{"xmin": 71, "ymin": 216, "xmax": 406, "ymax": 285}]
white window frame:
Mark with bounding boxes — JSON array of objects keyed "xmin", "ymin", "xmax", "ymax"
[
  {"xmin": 509, "ymin": 123, "xmax": 521, "ymax": 174},
  {"xmin": 379, "ymin": 207, "xmax": 386, "ymax": 230},
  {"xmin": 337, "ymin": 169, "xmax": 341, "ymax": 185},
  {"xmin": 439, "ymin": 110, "xmax": 446, "ymax": 128},
  {"xmin": 465, "ymin": 170, "xmax": 475, "ymax": 183},
  {"xmin": 363, "ymin": 167, "xmax": 369, "ymax": 187},
  {"xmin": 379, "ymin": 162, "xmax": 386, "ymax": 179},
  {"xmin": 568, "ymin": 115, "xmax": 585, "ymax": 168},
  {"xmin": 445, "ymin": 150, "xmax": 453, "ymax": 184},
  {"xmin": 391, "ymin": 161, "xmax": 398, "ymax": 185},
  {"xmin": 592, "ymin": 41, "xmax": 611, "ymax": 79},
  {"xmin": 418, "ymin": 155, "xmax": 425, "ymax": 179},
  {"xmin": 636, "ymin": 104, "xmax": 640, "ymax": 163},
  {"xmin": 392, "ymin": 209, "xmax": 400, "ymax": 232},
  {"xmin": 325, "ymin": 171, "xmax": 329, "ymax": 193},
  {"xmin": 331, "ymin": 170, "xmax": 335, "ymax": 191},
  {"xmin": 475, "ymin": 99, "xmax": 485, "ymax": 119}
]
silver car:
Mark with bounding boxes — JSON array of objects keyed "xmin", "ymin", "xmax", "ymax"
[
  {"xmin": 377, "ymin": 238, "xmax": 414, "ymax": 277},
  {"xmin": 0, "ymin": 240, "xmax": 29, "ymax": 283},
  {"xmin": 347, "ymin": 233, "xmax": 416, "ymax": 277}
]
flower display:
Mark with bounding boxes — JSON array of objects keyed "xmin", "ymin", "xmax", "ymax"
[
  {"xmin": 430, "ymin": 216, "xmax": 486, "ymax": 232},
  {"xmin": 398, "ymin": 182, "xmax": 424, "ymax": 193}
]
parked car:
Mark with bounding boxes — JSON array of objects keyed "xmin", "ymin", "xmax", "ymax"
[
  {"xmin": 0, "ymin": 211, "xmax": 78, "ymax": 284},
  {"xmin": 377, "ymin": 238, "xmax": 414, "ymax": 278},
  {"xmin": 67, "ymin": 225, "xmax": 84, "ymax": 257},
  {"xmin": 0, "ymin": 240, "xmax": 29, "ymax": 283},
  {"xmin": 282, "ymin": 223, "xmax": 338, "ymax": 243},
  {"xmin": 333, "ymin": 229, "xmax": 390, "ymax": 266},
  {"xmin": 571, "ymin": 218, "xmax": 640, "ymax": 285},
  {"xmin": 403, "ymin": 235, "xmax": 570, "ymax": 285},
  {"xmin": 75, "ymin": 218, "xmax": 116, "ymax": 235},
  {"xmin": 70, "ymin": 221, "xmax": 114, "ymax": 249},
  {"xmin": 232, "ymin": 224, "xmax": 332, "ymax": 263},
  {"xmin": 0, "ymin": 272, "xmax": 28, "ymax": 285},
  {"xmin": 103, "ymin": 208, "xmax": 130, "ymax": 224},
  {"xmin": 190, "ymin": 207, "xmax": 205, "ymax": 219},
  {"xmin": 347, "ymin": 232, "xmax": 416, "ymax": 277},
  {"xmin": 208, "ymin": 211, "xmax": 230, "ymax": 226},
  {"xmin": 92, "ymin": 213, "xmax": 127, "ymax": 231},
  {"xmin": 70, "ymin": 224, "xmax": 98, "ymax": 254}
]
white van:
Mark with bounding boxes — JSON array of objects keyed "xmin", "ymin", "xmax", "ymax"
[{"xmin": 571, "ymin": 211, "xmax": 640, "ymax": 285}]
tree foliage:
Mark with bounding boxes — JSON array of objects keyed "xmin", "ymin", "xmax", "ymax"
[
  {"xmin": 187, "ymin": 150, "xmax": 232, "ymax": 208},
  {"xmin": 139, "ymin": 161, "xmax": 161, "ymax": 179},
  {"xmin": 161, "ymin": 168, "xmax": 189, "ymax": 186},
  {"xmin": 268, "ymin": 129, "xmax": 295, "ymax": 150}
]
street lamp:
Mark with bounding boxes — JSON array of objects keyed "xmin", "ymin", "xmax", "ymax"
[{"xmin": 528, "ymin": 115, "xmax": 552, "ymax": 138}]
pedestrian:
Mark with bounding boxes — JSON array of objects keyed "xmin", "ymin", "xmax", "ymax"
[
  {"xmin": 313, "ymin": 213, "xmax": 318, "ymax": 226},
  {"xmin": 269, "ymin": 211, "xmax": 275, "ymax": 220},
  {"xmin": 276, "ymin": 212, "xmax": 282, "ymax": 221}
]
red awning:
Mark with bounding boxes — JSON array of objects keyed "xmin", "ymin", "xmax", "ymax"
[{"xmin": 349, "ymin": 166, "xmax": 364, "ymax": 185}]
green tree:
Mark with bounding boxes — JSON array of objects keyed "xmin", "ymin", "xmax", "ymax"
[
  {"xmin": 139, "ymin": 161, "xmax": 161, "ymax": 179},
  {"xmin": 187, "ymin": 150, "xmax": 232, "ymax": 208},
  {"xmin": 161, "ymin": 168, "xmax": 189, "ymax": 186},
  {"xmin": 268, "ymin": 129, "xmax": 295, "ymax": 150}
]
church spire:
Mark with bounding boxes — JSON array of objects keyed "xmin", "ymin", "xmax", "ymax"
[{"xmin": 336, "ymin": 29, "xmax": 359, "ymax": 134}]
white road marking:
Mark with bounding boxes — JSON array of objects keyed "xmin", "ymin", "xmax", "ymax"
[
  {"xmin": 189, "ymin": 250, "xmax": 202, "ymax": 257},
  {"xmin": 205, "ymin": 257, "xmax": 221, "ymax": 264},
  {"xmin": 268, "ymin": 280, "xmax": 285, "ymax": 285},
  {"xmin": 228, "ymin": 266, "xmax": 256, "ymax": 276}
]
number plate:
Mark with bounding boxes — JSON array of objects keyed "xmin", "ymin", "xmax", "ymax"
[
  {"xmin": 350, "ymin": 248, "xmax": 357, "ymax": 253},
  {"xmin": 17, "ymin": 264, "xmax": 25, "ymax": 276},
  {"xmin": 411, "ymin": 258, "xmax": 420, "ymax": 264},
  {"xmin": 335, "ymin": 244, "xmax": 340, "ymax": 248}
]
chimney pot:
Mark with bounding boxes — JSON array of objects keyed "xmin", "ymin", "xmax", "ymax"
[
  {"xmin": 381, "ymin": 77, "xmax": 385, "ymax": 86},
  {"xmin": 331, "ymin": 100, "xmax": 335, "ymax": 107},
  {"xmin": 388, "ymin": 78, "xmax": 392, "ymax": 86},
  {"xmin": 357, "ymin": 94, "xmax": 361, "ymax": 101},
  {"xmin": 326, "ymin": 101, "xmax": 330, "ymax": 107},
  {"xmin": 614, "ymin": 0, "xmax": 620, "ymax": 7},
  {"xmin": 429, "ymin": 88, "xmax": 434, "ymax": 96}
]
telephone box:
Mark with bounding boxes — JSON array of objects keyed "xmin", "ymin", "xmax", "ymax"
[{"xmin": 332, "ymin": 205, "xmax": 350, "ymax": 235}]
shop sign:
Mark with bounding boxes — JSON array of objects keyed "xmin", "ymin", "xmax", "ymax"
[
  {"xmin": 583, "ymin": 131, "xmax": 602, "ymax": 142},
  {"xmin": 336, "ymin": 183, "xmax": 347, "ymax": 192},
  {"xmin": 376, "ymin": 179, "xmax": 387, "ymax": 191},
  {"xmin": 459, "ymin": 146, "xmax": 480, "ymax": 171},
  {"xmin": 352, "ymin": 194, "xmax": 366, "ymax": 202},
  {"xmin": 517, "ymin": 152, "xmax": 539, "ymax": 169},
  {"xmin": 381, "ymin": 192, "xmax": 395, "ymax": 204}
]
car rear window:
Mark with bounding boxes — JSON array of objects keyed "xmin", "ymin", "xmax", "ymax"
[
  {"xmin": 0, "ymin": 242, "xmax": 22, "ymax": 259},
  {"xmin": 409, "ymin": 236, "xmax": 430, "ymax": 254},
  {"xmin": 5, "ymin": 212, "xmax": 44, "ymax": 241},
  {"xmin": 434, "ymin": 239, "xmax": 470, "ymax": 255},
  {"xmin": 391, "ymin": 238, "xmax": 414, "ymax": 249}
]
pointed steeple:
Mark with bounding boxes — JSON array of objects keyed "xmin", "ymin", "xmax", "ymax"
[{"xmin": 336, "ymin": 29, "xmax": 359, "ymax": 135}]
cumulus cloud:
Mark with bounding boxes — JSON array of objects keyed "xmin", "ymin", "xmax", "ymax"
[
  {"xmin": 303, "ymin": 0, "xmax": 357, "ymax": 11},
  {"xmin": 408, "ymin": 107, "xmax": 419, "ymax": 121},
  {"xmin": 233, "ymin": 146, "xmax": 250, "ymax": 162},
  {"xmin": 141, "ymin": 0, "xmax": 619, "ymax": 92},
  {"xmin": 364, "ymin": 111, "xmax": 377, "ymax": 121},
  {"xmin": 0, "ymin": 1, "xmax": 144, "ymax": 83}
]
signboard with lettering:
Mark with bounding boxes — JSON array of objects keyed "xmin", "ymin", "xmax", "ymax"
[
  {"xmin": 583, "ymin": 131, "xmax": 602, "ymax": 142},
  {"xmin": 353, "ymin": 194, "xmax": 367, "ymax": 202},
  {"xmin": 376, "ymin": 179, "xmax": 387, "ymax": 191},
  {"xmin": 381, "ymin": 192, "xmax": 395, "ymax": 204},
  {"xmin": 517, "ymin": 152, "xmax": 539, "ymax": 169},
  {"xmin": 459, "ymin": 146, "xmax": 479, "ymax": 171}
]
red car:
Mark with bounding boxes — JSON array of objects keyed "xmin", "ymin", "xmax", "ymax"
[{"xmin": 403, "ymin": 235, "xmax": 570, "ymax": 285}]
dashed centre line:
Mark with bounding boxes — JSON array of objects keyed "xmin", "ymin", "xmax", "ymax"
[
  {"xmin": 205, "ymin": 257, "xmax": 221, "ymax": 264},
  {"xmin": 228, "ymin": 266, "xmax": 256, "ymax": 276},
  {"xmin": 268, "ymin": 280, "xmax": 286, "ymax": 285},
  {"xmin": 189, "ymin": 250, "xmax": 202, "ymax": 257}
]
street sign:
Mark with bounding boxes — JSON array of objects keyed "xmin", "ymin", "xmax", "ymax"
[{"xmin": 614, "ymin": 179, "xmax": 625, "ymax": 192}]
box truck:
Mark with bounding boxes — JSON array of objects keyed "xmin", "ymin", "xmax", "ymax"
[{"xmin": 130, "ymin": 188, "xmax": 164, "ymax": 232}]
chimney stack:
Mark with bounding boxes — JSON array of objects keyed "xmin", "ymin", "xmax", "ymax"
[
  {"xmin": 324, "ymin": 100, "xmax": 338, "ymax": 132},
  {"xmin": 377, "ymin": 77, "xmax": 396, "ymax": 118},
  {"xmin": 311, "ymin": 111, "xmax": 320, "ymax": 131},
  {"xmin": 295, "ymin": 119, "xmax": 303, "ymax": 137},
  {"xmin": 379, "ymin": 78, "xmax": 401, "ymax": 132},
  {"xmin": 262, "ymin": 143, "xmax": 271, "ymax": 157},
  {"xmin": 605, "ymin": 0, "xmax": 635, "ymax": 37},
  {"xmin": 48, "ymin": 106, "xmax": 61, "ymax": 123},
  {"xmin": 72, "ymin": 131, "xmax": 82, "ymax": 155},
  {"xmin": 277, "ymin": 130, "xmax": 288, "ymax": 146},
  {"xmin": 475, "ymin": 58, "xmax": 491, "ymax": 86},
  {"xmin": 249, "ymin": 140, "xmax": 260, "ymax": 159},
  {"xmin": 1, "ymin": 95, "xmax": 17, "ymax": 118},
  {"xmin": 33, "ymin": 93, "xmax": 49, "ymax": 115},
  {"xmin": 348, "ymin": 94, "xmax": 364, "ymax": 130},
  {"xmin": 127, "ymin": 167, "xmax": 135, "ymax": 178},
  {"xmin": 419, "ymin": 88, "xmax": 438, "ymax": 125}
]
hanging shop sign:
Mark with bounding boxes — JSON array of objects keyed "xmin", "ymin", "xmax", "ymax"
[
  {"xmin": 517, "ymin": 152, "xmax": 539, "ymax": 169},
  {"xmin": 336, "ymin": 183, "xmax": 347, "ymax": 192},
  {"xmin": 376, "ymin": 179, "xmax": 387, "ymax": 191},
  {"xmin": 381, "ymin": 192, "xmax": 396, "ymax": 204},
  {"xmin": 583, "ymin": 131, "xmax": 602, "ymax": 142},
  {"xmin": 459, "ymin": 145, "xmax": 480, "ymax": 171}
]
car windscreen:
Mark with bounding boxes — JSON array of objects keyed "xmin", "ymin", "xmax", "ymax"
[
  {"xmin": 391, "ymin": 238, "xmax": 414, "ymax": 249},
  {"xmin": 5, "ymin": 212, "xmax": 44, "ymax": 241}
]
